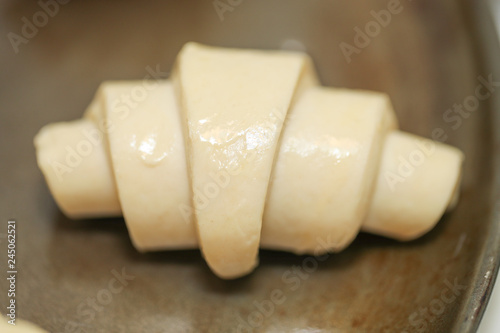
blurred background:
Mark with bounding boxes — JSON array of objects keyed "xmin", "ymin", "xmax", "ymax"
[{"xmin": 0, "ymin": 0, "xmax": 498, "ymax": 332}]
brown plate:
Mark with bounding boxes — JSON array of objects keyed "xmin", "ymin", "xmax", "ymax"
[{"xmin": 1, "ymin": 0, "xmax": 499, "ymax": 332}]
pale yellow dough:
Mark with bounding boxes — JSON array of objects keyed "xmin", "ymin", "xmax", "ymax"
[
  {"xmin": 262, "ymin": 87, "xmax": 397, "ymax": 254},
  {"xmin": 34, "ymin": 119, "xmax": 121, "ymax": 218},
  {"xmin": 101, "ymin": 81, "xmax": 196, "ymax": 251},
  {"xmin": 172, "ymin": 43, "xmax": 319, "ymax": 278},
  {"xmin": 363, "ymin": 131, "xmax": 464, "ymax": 240},
  {"xmin": 34, "ymin": 43, "xmax": 464, "ymax": 279}
]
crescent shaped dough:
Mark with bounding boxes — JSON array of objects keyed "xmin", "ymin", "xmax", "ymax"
[{"xmin": 34, "ymin": 43, "xmax": 465, "ymax": 279}]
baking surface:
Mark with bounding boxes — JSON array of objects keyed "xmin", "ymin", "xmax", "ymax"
[{"xmin": 0, "ymin": 0, "xmax": 497, "ymax": 332}]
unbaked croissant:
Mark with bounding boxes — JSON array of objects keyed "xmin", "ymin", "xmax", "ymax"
[{"xmin": 34, "ymin": 43, "xmax": 464, "ymax": 279}]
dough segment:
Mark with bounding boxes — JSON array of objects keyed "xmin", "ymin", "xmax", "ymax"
[
  {"xmin": 261, "ymin": 87, "xmax": 398, "ymax": 254},
  {"xmin": 172, "ymin": 43, "xmax": 319, "ymax": 278},
  {"xmin": 34, "ymin": 118, "xmax": 121, "ymax": 218},
  {"xmin": 101, "ymin": 81, "xmax": 196, "ymax": 251},
  {"xmin": 362, "ymin": 131, "xmax": 464, "ymax": 240}
]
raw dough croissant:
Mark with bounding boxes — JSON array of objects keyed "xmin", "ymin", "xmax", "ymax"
[{"xmin": 34, "ymin": 43, "xmax": 464, "ymax": 279}]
